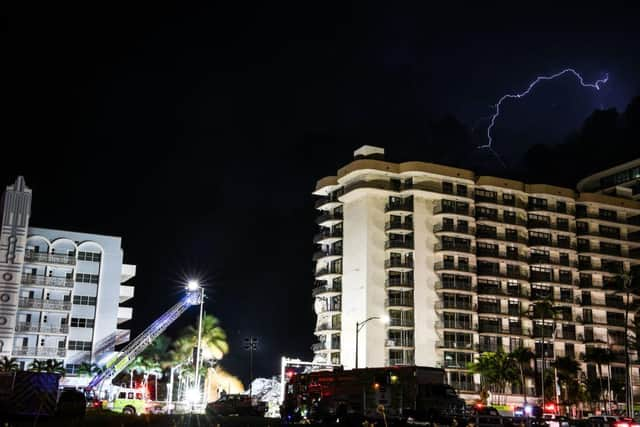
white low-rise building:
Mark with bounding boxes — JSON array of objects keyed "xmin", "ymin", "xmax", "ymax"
[{"xmin": 0, "ymin": 177, "xmax": 135, "ymax": 383}]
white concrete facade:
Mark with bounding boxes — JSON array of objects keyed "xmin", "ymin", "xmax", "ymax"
[
  {"xmin": 312, "ymin": 148, "xmax": 640, "ymax": 403},
  {"xmin": 0, "ymin": 177, "xmax": 135, "ymax": 380}
]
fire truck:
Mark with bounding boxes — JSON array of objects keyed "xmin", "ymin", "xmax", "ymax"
[{"xmin": 281, "ymin": 366, "xmax": 465, "ymax": 424}]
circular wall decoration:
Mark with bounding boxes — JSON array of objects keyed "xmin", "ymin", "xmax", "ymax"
[
  {"xmin": 0, "ymin": 317, "xmax": 6, "ymax": 325},
  {"xmin": 2, "ymin": 272, "xmax": 13, "ymax": 281},
  {"xmin": 0, "ymin": 293, "xmax": 10, "ymax": 302}
]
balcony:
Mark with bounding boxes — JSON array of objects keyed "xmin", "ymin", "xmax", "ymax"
[
  {"xmin": 314, "ymin": 195, "xmax": 342, "ymax": 209},
  {"xmin": 12, "ymin": 347, "xmax": 66, "ymax": 358},
  {"xmin": 21, "ymin": 274, "xmax": 74, "ymax": 289},
  {"xmin": 388, "ymin": 357, "xmax": 415, "ymax": 366},
  {"xmin": 385, "ymin": 277, "xmax": 414, "ymax": 289},
  {"xmin": 435, "ymin": 280, "xmax": 473, "ymax": 292},
  {"xmin": 313, "ymin": 229, "xmax": 342, "ymax": 244},
  {"xmin": 385, "ymin": 221, "xmax": 413, "ymax": 232},
  {"xmin": 14, "ymin": 323, "xmax": 69, "ymax": 334},
  {"xmin": 385, "ymin": 240, "xmax": 414, "ymax": 250},
  {"xmin": 315, "ymin": 266, "xmax": 342, "ymax": 278},
  {"xmin": 575, "ymin": 211, "xmax": 640, "ymax": 226},
  {"xmin": 312, "ymin": 283, "xmax": 342, "ymax": 297},
  {"xmin": 312, "ymin": 248, "xmax": 343, "ymax": 261},
  {"xmin": 311, "ymin": 342, "xmax": 329, "ymax": 352},
  {"xmin": 435, "ymin": 301, "xmax": 474, "ymax": 311},
  {"xmin": 476, "ymin": 285, "xmax": 504, "ymax": 296},
  {"xmin": 389, "ymin": 318, "xmax": 414, "ymax": 328},
  {"xmin": 528, "ymin": 203, "xmax": 575, "ymax": 215},
  {"xmin": 434, "ymin": 204, "xmax": 473, "ymax": 217},
  {"xmin": 316, "ymin": 321, "xmax": 342, "ymax": 333},
  {"xmin": 385, "ymin": 339, "xmax": 414, "ymax": 348},
  {"xmin": 436, "ymin": 341, "xmax": 474, "ymax": 350},
  {"xmin": 317, "ymin": 303, "xmax": 342, "ymax": 314},
  {"xmin": 529, "ymin": 256, "xmax": 578, "ymax": 268},
  {"xmin": 116, "ymin": 329, "xmax": 131, "ymax": 346},
  {"xmin": 434, "ymin": 262, "xmax": 476, "ymax": 274},
  {"xmin": 436, "ymin": 321, "xmax": 474, "ymax": 331},
  {"xmin": 384, "ymin": 258, "xmax": 414, "ymax": 270},
  {"xmin": 477, "ymin": 304, "xmax": 508, "ymax": 315},
  {"xmin": 477, "ymin": 268, "xmax": 528, "ymax": 281},
  {"xmin": 24, "ymin": 251, "xmax": 76, "ymax": 265},
  {"xmin": 477, "ymin": 342, "xmax": 503, "ymax": 353},
  {"xmin": 528, "ymin": 220, "xmax": 576, "ymax": 233},
  {"xmin": 434, "ymin": 242, "xmax": 474, "ymax": 254},
  {"xmin": 18, "ymin": 298, "xmax": 71, "ymax": 311},
  {"xmin": 316, "ymin": 211, "xmax": 343, "ymax": 226},
  {"xmin": 117, "ymin": 306, "xmax": 133, "ymax": 324},
  {"xmin": 385, "ymin": 298, "xmax": 414, "ymax": 308},
  {"xmin": 385, "ymin": 201, "xmax": 413, "ymax": 213},
  {"xmin": 478, "ymin": 324, "xmax": 509, "ymax": 334},
  {"xmin": 119, "ymin": 285, "xmax": 134, "ymax": 303},
  {"xmin": 433, "ymin": 223, "xmax": 475, "ymax": 235},
  {"xmin": 529, "ymin": 238, "xmax": 577, "ymax": 250}
]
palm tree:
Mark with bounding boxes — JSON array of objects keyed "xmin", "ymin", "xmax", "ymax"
[
  {"xmin": 468, "ymin": 350, "xmax": 514, "ymax": 404},
  {"xmin": 173, "ymin": 315, "xmax": 229, "ymax": 362},
  {"xmin": 77, "ymin": 362, "xmax": 103, "ymax": 377},
  {"xmin": 552, "ymin": 356, "xmax": 581, "ymax": 405},
  {"xmin": 0, "ymin": 356, "xmax": 19, "ymax": 372},
  {"xmin": 583, "ymin": 347, "xmax": 613, "ymax": 412},
  {"xmin": 29, "ymin": 359, "xmax": 47, "ymax": 372},
  {"xmin": 140, "ymin": 335, "xmax": 172, "ymax": 369},
  {"xmin": 617, "ymin": 271, "xmax": 638, "ymax": 416},
  {"xmin": 509, "ymin": 347, "xmax": 535, "ymax": 404},
  {"xmin": 44, "ymin": 359, "xmax": 65, "ymax": 375}
]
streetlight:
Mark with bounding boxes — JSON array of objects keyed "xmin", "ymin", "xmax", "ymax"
[
  {"xmin": 186, "ymin": 280, "xmax": 205, "ymax": 405},
  {"xmin": 355, "ymin": 315, "xmax": 389, "ymax": 369}
]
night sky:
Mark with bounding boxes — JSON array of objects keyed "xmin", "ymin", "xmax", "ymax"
[{"xmin": 3, "ymin": 3, "xmax": 640, "ymax": 383}]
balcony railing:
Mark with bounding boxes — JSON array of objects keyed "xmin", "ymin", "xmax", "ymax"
[
  {"xmin": 316, "ymin": 211, "xmax": 343, "ymax": 224},
  {"xmin": 385, "ymin": 201, "xmax": 413, "ymax": 213},
  {"xmin": 433, "ymin": 224, "xmax": 475, "ymax": 235},
  {"xmin": 311, "ymin": 342, "xmax": 328, "ymax": 351},
  {"xmin": 434, "ymin": 262, "xmax": 476, "ymax": 273},
  {"xmin": 312, "ymin": 283, "xmax": 342, "ymax": 297},
  {"xmin": 434, "ymin": 204, "xmax": 473, "ymax": 216},
  {"xmin": 436, "ymin": 280, "xmax": 473, "ymax": 291},
  {"xmin": 385, "ymin": 240, "xmax": 414, "ymax": 250},
  {"xmin": 575, "ymin": 211, "xmax": 640, "ymax": 225},
  {"xmin": 436, "ymin": 321, "xmax": 474, "ymax": 330},
  {"xmin": 317, "ymin": 304, "xmax": 342, "ymax": 313},
  {"xmin": 385, "ymin": 339, "xmax": 415, "ymax": 347},
  {"xmin": 478, "ymin": 324, "xmax": 507, "ymax": 334},
  {"xmin": 316, "ymin": 322, "xmax": 341, "ymax": 332},
  {"xmin": 313, "ymin": 229, "xmax": 342, "ymax": 243},
  {"xmin": 21, "ymin": 274, "xmax": 74, "ymax": 289},
  {"xmin": 314, "ymin": 194, "xmax": 342, "ymax": 209},
  {"xmin": 315, "ymin": 266, "xmax": 342, "ymax": 277},
  {"xmin": 435, "ymin": 301, "xmax": 474, "ymax": 310},
  {"xmin": 15, "ymin": 323, "xmax": 69, "ymax": 334},
  {"xmin": 385, "ymin": 277, "xmax": 414, "ymax": 288},
  {"xmin": 312, "ymin": 248, "xmax": 343, "ymax": 261},
  {"xmin": 385, "ymin": 258, "xmax": 414, "ymax": 269},
  {"xmin": 389, "ymin": 318, "xmax": 414, "ymax": 327},
  {"xmin": 385, "ymin": 221, "xmax": 413, "ymax": 231},
  {"xmin": 24, "ymin": 251, "xmax": 76, "ymax": 265},
  {"xmin": 385, "ymin": 298, "xmax": 414, "ymax": 308},
  {"xmin": 476, "ymin": 285, "xmax": 504, "ymax": 296},
  {"xmin": 528, "ymin": 204, "xmax": 575, "ymax": 215},
  {"xmin": 12, "ymin": 347, "xmax": 66, "ymax": 357},
  {"xmin": 449, "ymin": 382, "xmax": 480, "ymax": 392},
  {"xmin": 18, "ymin": 298, "xmax": 71, "ymax": 310},
  {"xmin": 434, "ymin": 242, "xmax": 474, "ymax": 253},
  {"xmin": 436, "ymin": 341, "xmax": 474, "ymax": 350}
]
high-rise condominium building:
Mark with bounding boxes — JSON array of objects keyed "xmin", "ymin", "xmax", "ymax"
[
  {"xmin": 578, "ymin": 158, "xmax": 640, "ymax": 201},
  {"xmin": 312, "ymin": 146, "xmax": 640, "ymax": 402},
  {"xmin": 0, "ymin": 177, "xmax": 135, "ymax": 385}
]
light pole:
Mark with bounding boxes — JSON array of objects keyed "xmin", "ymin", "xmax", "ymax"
[
  {"xmin": 355, "ymin": 316, "xmax": 389, "ymax": 369},
  {"xmin": 187, "ymin": 280, "xmax": 205, "ymax": 405},
  {"xmin": 244, "ymin": 337, "xmax": 258, "ymax": 399}
]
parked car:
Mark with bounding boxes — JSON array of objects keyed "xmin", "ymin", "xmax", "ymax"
[
  {"xmin": 543, "ymin": 414, "xmax": 570, "ymax": 427},
  {"xmin": 469, "ymin": 405, "xmax": 504, "ymax": 427},
  {"xmin": 587, "ymin": 416, "xmax": 640, "ymax": 427},
  {"xmin": 206, "ymin": 394, "xmax": 266, "ymax": 416}
]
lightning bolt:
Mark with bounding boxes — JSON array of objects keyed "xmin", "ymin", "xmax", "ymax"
[{"xmin": 477, "ymin": 68, "xmax": 609, "ymax": 153}]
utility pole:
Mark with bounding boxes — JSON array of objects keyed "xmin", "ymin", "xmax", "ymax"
[{"xmin": 244, "ymin": 337, "xmax": 258, "ymax": 399}]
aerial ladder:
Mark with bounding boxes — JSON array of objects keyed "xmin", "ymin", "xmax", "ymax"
[{"xmin": 86, "ymin": 289, "xmax": 202, "ymax": 390}]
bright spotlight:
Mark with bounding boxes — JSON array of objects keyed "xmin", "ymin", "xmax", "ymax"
[
  {"xmin": 185, "ymin": 388, "xmax": 200, "ymax": 403},
  {"xmin": 187, "ymin": 280, "xmax": 200, "ymax": 291},
  {"xmin": 380, "ymin": 315, "xmax": 390, "ymax": 325}
]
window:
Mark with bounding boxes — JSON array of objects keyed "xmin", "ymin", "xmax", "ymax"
[
  {"xmin": 65, "ymin": 364, "xmax": 82, "ymax": 374},
  {"xmin": 456, "ymin": 184, "xmax": 467, "ymax": 197},
  {"xmin": 77, "ymin": 251, "xmax": 101, "ymax": 262},
  {"xmin": 599, "ymin": 225, "xmax": 620, "ymax": 239},
  {"xmin": 599, "ymin": 208, "xmax": 617, "ymax": 221},
  {"xmin": 118, "ymin": 392, "xmax": 126, "ymax": 399},
  {"xmin": 556, "ymin": 217, "xmax": 569, "ymax": 231},
  {"xmin": 72, "ymin": 295, "xmax": 97, "ymax": 306},
  {"xmin": 68, "ymin": 340, "xmax": 92, "ymax": 351},
  {"xmin": 475, "ymin": 189, "xmax": 497, "ymax": 202},
  {"xmin": 528, "ymin": 197, "xmax": 547, "ymax": 210},
  {"xmin": 503, "ymin": 210, "xmax": 516, "ymax": 224},
  {"xmin": 70, "ymin": 318, "xmax": 95, "ymax": 328},
  {"xmin": 442, "ymin": 182, "xmax": 454, "ymax": 194},
  {"xmin": 76, "ymin": 273, "xmax": 99, "ymax": 284},
  {"xmin": 502, "ymin": 193, "xmax": 515, "ymax": 205},
  {"xmin": 556, "ymin": 201, "xmax": 567, "ymax": 213}
]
